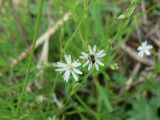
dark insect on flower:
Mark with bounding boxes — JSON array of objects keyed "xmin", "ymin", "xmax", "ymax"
[
  {"xmin": 89, "ymin": 55, "xmax": 95, "ymax": 64},
  {"xmin": 80, "ymin": 45, "xmax": 105, "ymax": 71}
]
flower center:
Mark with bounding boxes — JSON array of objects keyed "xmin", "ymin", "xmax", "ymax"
[
  {"xmin": 68, "ymin": 64, "xmax": 73, "ymax": 70},
  {"xmin": 143, "ymin": 47, "xmax": 147, "ymax": 51}
]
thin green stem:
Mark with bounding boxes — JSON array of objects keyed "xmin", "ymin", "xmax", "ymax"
[
  {"xmin": 16, "ymin": 0, "xmax": 44, "ymax": 115},
  {"xmin": 57, "ymin": 70, "xmax": 92, "ymax": 117},
  {"xmin": 134, "ymin": 16, "xmax": 142, "ymax": 43},
  {"xmin": 63, "ymin": 15, "xmax": 84, "ymax": 51},
  {"xmin": 62, "ymin": 4, "xmax": 91, "ymax": 53}
]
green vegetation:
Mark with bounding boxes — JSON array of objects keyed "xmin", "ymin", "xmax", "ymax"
[{"xmin": 0, "ymin": 0, "xmax": 160, "ymax": 120}]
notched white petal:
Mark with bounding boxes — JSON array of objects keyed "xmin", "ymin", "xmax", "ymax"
[
  {"xmin": 147, "ymin": 45, "xmax": 153, "ymax": 49},
  {"xmin": 96, "ymin": 59, "xmax": 104, "ymax": 66},
  {"xmin": 83, "ymin": 60, "xmax": 90, "ymax": 67},
  {"xmin": 96, "ymin": 53, "xmax": 105, "ymax": 58},
  {"xmin": 93, "ymin": 45, "xmax": 96, "ymax": 53},
  {"xmin": 145, "ymin": 50, "xmax": 151, "ymax": 56},
  {"xmin": 64, "ymin": 55, "xmax": 71, "ymax": 64},
  {"xmin": 137, "ymin": 46, "xmax": 142, "ymax": 51},
  {"xmin": 88, "ymin": 63, "xmax": 92, "ymax": 71},
  {"xmin": 63, "ymin": 70, "xmax": 70, "ymax": 82},
  {"xmin": 81, "ymin": 52, "xmax": 88, "ymax": 57},
  {"xmin": 138, "ymin": 51, "xmax": 144, "ymax": 58},
  {"xmin": 80, "ymin": 56, "xmax": 88, "ymax": 59},
  {"xmin": 96, "ymin": 50, "xmax": 104, "ymax": 56},
  {"xmin": 94, "ymin": 63, "xmax": 99, "ymax": 70},
  {"xmin": 88, "ymin": 45, "xmax": 93, "ymax": 54},
  {"xmin": 73, "ymin": 68, "xmax": 82, "ymax": 74},
  {"xmin": 56, "ymin": 62, "xmax": 67, "ymax": 67},
  {"xmin": 72, "ymin": 62, "xmax": 81, "ymax": 67},
  {"xmin": 71, "ymin": 71, "xmax": 78, "ymax": 81}
]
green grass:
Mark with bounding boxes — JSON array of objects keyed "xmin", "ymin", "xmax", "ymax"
[
  {"xmin": 16, "ymin": 0, "xmax": 44, "ymax": 116},
  {"xmin": 0, "ymin": 0, "xmax": 160, "ymax": 120}
]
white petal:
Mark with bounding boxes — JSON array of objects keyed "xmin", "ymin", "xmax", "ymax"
[
  {"xmin": 73, "ymin": 68, "xmax": 82, "ymax": 74},
  {"xmin": 83, "ymin": 60, "xmax": 90, "ymax": 67},
  {"xmin": 137, "ymin": 46, "xmax": 142, "ymax": 51},
  {"xmin": 81, "ymin": 52, "xmax": 88, "ymax": 57},
  {"xmin": 72, "ymin": 62, "xmax": 81, "ymax": 67},
  {"xmin": 88, "ymin": 62, "xmax": 92, "ymax": 71},
  {"xmin": 55, "ymin": 68, "xmax": 66, "ymax": 72},
  {"xmin": 96, "ymin": 50, "xmax": 104, "ymax": 55},
  {"xmin": 96, "ymin": 59, "xmax": 104, "ymax": 66},
  {"xmin": 96, "ymin": 53, "xmax": 105, "ymax": 58},
  {"xmin": 96, "ymin": 50, "xmax": 105, "ymax": 58},
  {"xmin": 71, "ymin": 71, "xmax": 78, "ymax": 81},
  {"xmin": 63, "ymin": 70, "xmax": 70, "ymax": 82},
  {"xmin": 145, "ymin": 50, "xmax": 151, "ymax": 56},
  {"xmin": 94, "ymin": 63, "xmax": 99, "ymax": 71},
  {"xmin": 55, "ymin": 62, "xmax": 67, "ymax": 67},
  {"xmin": 88, "ymin": 45, "xmax": 93, "ymax": 54},
  {"xmin": 64, "ymin": 55, "xmax": 72, "ymax": 64},
  {"xmin": 92, "ymin": 45, "xmax": 96, "ymax": 54},
  {"xmin": 147, "ymin": 45, "xmax": 152, "ymax": 49},
  {"xmin": 80, "ymin": 55, "xmax": 88, "ymax": 59},
  {"xmin": 138, "ymin": 51, "xmax": 144, "ymax": 58},
  {"xmin": 142, "ymin": 41, "xmax": 147, "ymax": 47}
]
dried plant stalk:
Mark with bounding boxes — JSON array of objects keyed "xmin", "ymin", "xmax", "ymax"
[{"xmin": 11, "ymin": 13, "xmax": 71, "ymax": 67}]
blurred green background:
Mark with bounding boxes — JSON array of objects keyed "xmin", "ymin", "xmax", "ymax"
[{"xmin": 0, "ymin": 0, "xmax": 160, "ymax": 120}]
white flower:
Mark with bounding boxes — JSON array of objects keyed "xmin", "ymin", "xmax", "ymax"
[
  {"xmin": 48, "ymin": 115, "xmax": 56, "ymax": 120},
  {"xmin": 137, "ymin": 41, "xmax": 153, "ymax": 58},
  {"xmin": 53, "ymin": 55, "xmax": 82, "ymax": 82},
  {"xmin": 80, "ymin": 45, "xmax": 106, "ymax": 71}
]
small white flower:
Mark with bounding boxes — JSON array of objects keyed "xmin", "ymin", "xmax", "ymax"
[
  {"xmin": 137, "ymin": 41, "xmax": 153, "ymax": 58},
  {"xmin": 48, "ymin": 115, "xmax": 56, "ymax": 120},
  {"xmin": 53, "ymin": 55, "xmax": 82, "ymax": 82},
  {"xmin": 80, "ymin": 45, "xmax": 105, "ymax": 71}
]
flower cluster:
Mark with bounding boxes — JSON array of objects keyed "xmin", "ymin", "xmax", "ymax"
[{"xmin": 53, "ymin": 45, "xmax": 106, "ymax": 82}]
